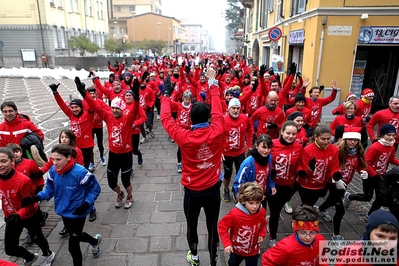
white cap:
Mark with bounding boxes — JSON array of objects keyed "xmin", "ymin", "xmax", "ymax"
[{"xmin": 228, "ymin": 98, "xmax": 241, "ymax": 109}]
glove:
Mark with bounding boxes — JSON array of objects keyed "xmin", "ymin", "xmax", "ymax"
[
  {"xmin": 251, "ymin": 78, "xmax": 258, "ymax": 92},
  {"xmin": 297, "ymin": 72, "xmax": 302, "ymax": 78},
  {"xmin": 332, "ymin": 110, "xmax": 341, "ymax": 115},
  {"xmin": 360, "ymin": 170, "xmax": 368, "ymax": 180},
  {"xmin": 163, "ymin": 76, "xmax": 173, "ymax": 97},
  {"xmin": 141, "ymin": 71, "xmax": 149, "ymax": 82},
  {"xmin": 107, "ymin": 61, "xmax": 111, "ymax": 66},
  {"xmin": 7, "ymin": 214, "xmax": 21, "ymax": 224},
  {"xmin": 49, "ymin": 83, "xmax": 60, "ymax": 93},
  {"xmin": 308, "ymin": 157, "xmax": 316, "ymax": 171},
  {"xmin": 132, "ymin": 78, "xmax": 140, "ymax": 102},
  {"xmin": 115, "ymin": 60, "xmax": 119, "ymax": 65},
  {"xmin": 298, "ymin": 170, "xmax": 306, "ymax": 178},
  {"xmin": 88, "ymin": 71, "xmax": 94, "ymax": 78},
  {"xmin": 72, "ymin": 202, "xmax": 90, "ymax": 215},
  {"xmin": 319, "ymin": 85, "xmax": 325, "ymax": 92},
  {"xmin": 30, "ymin": 170, "xmax": 44, "ymax": 180},
  {"xmin": 200, "ymin": 91, "xmax": 207, "ymax": 101},
  {"xmin": 259, "ymin": 64, "xmax": 267, "ymax": 77},
  {"xmin": 266, "ymin": 123, "xmax": 278, "ymax": 129},
  {"xmin": 21, "ymin": 195, "xmax": 40, "ymax": 207},
  {"xmin": 289, "ymin": 62, "xmax": 297, "ymax": 75},
  {"xmin": 74, "ymin": 77, "xmax": 86, "ymax": 97},
  {"xmin": 185, "ymin": 65, "xmax": 191, "ymax": 74},
  {"xmin": 363, "ymin": 117, "xmax": 371, "ymax": 122},
  {"xmin": 335, "ymin": 179, "xmax": 347, "ymax": 190},
  {"xmin": 268, "ymin": 67, "xmax": 274, "ymax": 76}
]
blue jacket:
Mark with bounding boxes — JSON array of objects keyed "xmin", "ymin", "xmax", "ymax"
[
  {"xmin": 38, "ymin": 163, "xmax": 101, "ymax": 219},
  {"xmin": 233, "ymin": 155, "xmax": 275, "ymax": 197}
]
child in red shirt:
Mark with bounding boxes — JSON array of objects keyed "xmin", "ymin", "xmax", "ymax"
[{"xmin": 219, "ymin": 182, "xmax": 266, "ymax": 266}]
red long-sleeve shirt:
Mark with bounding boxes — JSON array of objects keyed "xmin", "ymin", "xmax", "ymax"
[
  {"xmin": 298, "ymin": 143, "xmax": 340, "ymax": 190},
  {"xmin": 170, "ymin": 101, "xmax": 192, "ymax": 130},
  {"xmin": 367, "ymin": 108, "xmax": 399, "ymax": 143},
  {"xmin": 304, "ymin": 90, "xmax": 337, "ymax": 128},
  {"xmin": 14, "ymin": 158, "xmax": 44, "ymax": 188},
  {"xmin": 124, "ymin": 102, "xmax": 147, "ymax": 135},
  {"xmin": 0, "ymin": 114, "xmax": 44, "ymax": 147},
  {"xmin": 93, "ymin": 77, "xmax": 126, "ymax": 101},
  {"xmin": 218, "ymin": 205, "xmax": 266, "ymax": 257},
  {"xmin": 161, "ymin": 84, "xmax": 224, "ymax": 191},
  {"xmin": 0, "ymin": 170, "xmax": 38, "ymax": 219},
  {"xmin": 355, "ymin": 98, "xmax": 372, "ymax": 127},
  {"xmin": 329, "ymin": 115, "xmax": 362, "ymax": 135},
  {"xmin": 139, "ymin": 86, "xmax": 155, "ymax": 110},
  {"xmin": 340, "ymin": 152, "xmax": 366, "ymax": 184},
  {"xmin": 250, "ymin": 106, "xmax": 285, "ymax": 139},
  {"xmin": 54, "ymin": 93, "xmax": 94, "ymax": 149},
  {"xmin": 223, "ymin": 113, "xmax": 253, "ymax": 157},
  {"xmin": 271, "ymin": 138, "xmax": 303, "ymax": 186},
  {"xmin": 366, "ymin": 141, "xmax": 399, "ymax": 177}
]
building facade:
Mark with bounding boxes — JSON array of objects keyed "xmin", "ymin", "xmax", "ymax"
[
  {"xmin": 181, "ymin": 23, "xmax": 202, "ymax": 52},
  {"xmin": 0, "ymin": 0, "xmax": 109, "ymax": 67},
  {"xmin": 240, "ymin": 0, "xmax": 399, "ymax": 112}
]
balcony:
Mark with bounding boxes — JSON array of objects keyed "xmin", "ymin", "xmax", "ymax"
[{"xmin": 239, "ymin": 0, "xmax": 254, "ymax": 9}]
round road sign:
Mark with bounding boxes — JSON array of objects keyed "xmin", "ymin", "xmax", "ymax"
[{"xmin": 268, "ymin": 27, "xmax": 282, "ymax": 41}]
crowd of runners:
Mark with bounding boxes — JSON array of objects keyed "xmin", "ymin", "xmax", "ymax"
[{"xmin": 1, "ymin": 52, "xmax": 399, "ymax": 266}]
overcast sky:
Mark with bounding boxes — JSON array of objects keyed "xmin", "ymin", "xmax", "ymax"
[{"xmin": 162, "ymin": 0, "xmax": 228, "ymax": 51}]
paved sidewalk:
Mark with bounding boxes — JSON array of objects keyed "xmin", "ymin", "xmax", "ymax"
[{"xmin": 0, "ymin": 78, "xmax": 376, "ymax": 265}]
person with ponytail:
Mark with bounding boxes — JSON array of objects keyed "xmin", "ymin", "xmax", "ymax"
[{"xmin": 21, "ymin": 144, "xmax": 102, "ymax": 266}]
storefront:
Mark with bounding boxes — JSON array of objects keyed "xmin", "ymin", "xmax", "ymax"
[
  {"xmin": 350, "ymin": 26, "xmax": 399, "ymax": 112},
  {"xmin": 287, "ymin": 29, "xmax": 305, "ymax": 73}
]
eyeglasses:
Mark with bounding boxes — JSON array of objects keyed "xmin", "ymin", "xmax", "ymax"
[{"xmin": 297, "ymin": 230, "xmax": 318, "ymax": 237}]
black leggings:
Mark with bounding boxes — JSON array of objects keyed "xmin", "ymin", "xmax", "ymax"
[
  {"xmin": 319, "ymin": 185, "xmax": 345, "ymax": 235},
  {"xmin": 131, "ymin": 134, "xmax": 142, "ymax": 158},
  {"xmin": 184, "ymin": 181, "xmax": 221, "ymax": 266},
  {"xmin": 348, "ymin": 177, "xmax": 381, "ymax": 215},
  {"xmin": 80, "ymin": 147, "xmax": 93, "ymax": 169},
  {"xmin": 107, "ymin": 151, "xmax": 133, "ymax": 189},
  {"xmin": 92, "ymin": 128, "xmax": 104, "ymax": 159},
  {"xmin": 4, "ymin": 210, "xmax": 50, "ymax": 261},
  {"xmin": 298, "ymin": 184, "xmax": 329, "ymax": 207},
  {"xmin": 177, "ymin": 146, "xmax": 182, "ymax": 163},
  {"xmin": 155, "ymin": 98, "xmax": 161, "ymax": 115},
  {"xmin": 145, "ymin": 109, "xmax": 154, "ymax": 131},
  {"xmin": 268, "ymin": 183, "xmax": 298, "ymax": 239},
  {"xmin": 62, "ymin": 217, "xmax": 98, "ymax": 266},
  {"xmin": 228, "ymin": 253, "xmax": 259, "ymax": 266},
  {"xmin": 140, "ymin": 124, "xmax": 146, "ymax": 138},
  {"xmin": 223, "ymin": 153, "xmax": 245, "ymax": 181},
  {"xmin": 361, "ymin": 127, "xmax": 368, "ymax": 150}
]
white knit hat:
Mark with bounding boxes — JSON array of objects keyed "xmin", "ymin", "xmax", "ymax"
[{"xmin": 228, "ymin": 98, "xmax": 241, "ymax": 109}]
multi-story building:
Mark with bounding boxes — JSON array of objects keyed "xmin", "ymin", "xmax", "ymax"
[
  {"xmin": 126, "ymin": 13, "xmax": 185, "ymax": 53},
  {"xmin": 240, "ymin": 0, "xmax": 399, "ymax": 113},
  {"xmin": 201, "ymin": 29, "xmax": 210, "ymax": 52},
  {"xmin": 0, "ymin": 0, "xmax": 109, "ymax": 66},
  {"xmin": 181, "ymin": 23, "xmax": 202, "ymax": 52},
  {"xmin": 108, "ymin": 0, "xmax": 162, "ymax": 44}
]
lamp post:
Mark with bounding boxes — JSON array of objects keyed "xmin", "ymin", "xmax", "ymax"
[
  {"xmin": 168, "ymin": 28, "xmax": 171, "ymax": 54},
  {"xmin": 157, "ymin": 22, "xmax": 161, "ymax": 40}
]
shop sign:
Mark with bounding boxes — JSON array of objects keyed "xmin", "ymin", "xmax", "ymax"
[
  {"xmin": 327, "ymin": 26, "xmax": 352, "ymax": 36},
  {"xmin": 350, "ymin": 60, "xmax": 367, "ymax": 97},
  {"xmin": 272, "ymin": 54, "xmax": 284, "ymax": 73},
  {"xmin": 289, "ymin": 30, "xmax": 305, "ymax": 44},
  {"xmin": 358, "ymin": 26, "xmax": 399, "ymax": 44}
]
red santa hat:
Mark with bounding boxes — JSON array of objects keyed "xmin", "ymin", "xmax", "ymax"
[
  {"xmin": 361, "ymin": 88, "xmax": 374, "ymax": 98},
  {"xmin": 346, "ymin": 92, "xmax": 356, "ymax": 102},
  {"xmin": 342, "ymin": 126, "xmax": 362, "ymax": 140}
]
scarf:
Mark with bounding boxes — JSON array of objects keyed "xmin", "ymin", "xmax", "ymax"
[
  {"xmin": 0, "ymin": 169, "xmax": 15, "ymax": 181},
  {"xmin": 55, "ymin": 158, "xmax": 76, "ymax": 175},
  {"xmin": 279, "ymin": 136, "xmax": 294, "ymax": 146},
  {"xmin": 191, "ymin": 122, "xmax": 209, "ymax": 131},
  {"xmin": 182, "ymin": 102, "xmax": 191, "ymax": 109},
  {"xmin": 346, "ymin": 146, "xmax": 358, "ymax": 156},
  {"xmin": 362, "ymin": 97, "xmax": 372, "ymax": 104},
  {"xmin": 345, "ymin": 113, "xmax": 355, "ymax": 120},
  {"xmin": 251, "ymin": 149, "xmax": 269, "ymax": 166},
  {"xmin": 379, "ymin": 138, "xmax": 395, "ymax": 147}
]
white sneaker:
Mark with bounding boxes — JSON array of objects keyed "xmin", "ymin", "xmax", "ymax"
[
  {"xmin": 41, "ymin": 251, "xmax": 55, "ymax": 266},
  {"xmin": 100, "ymin": 156, "xmax": 106, "ymax": 166},
  {"xmin": 157, "ymin": 115, "xmax": 160, "ymax": 120},
  {"xmin": 284, "ymin": 202, "xmax": 293, "ymax": 214},
  {"xmin": 115, "ymin": 191, "xmax": 125, "ymax": 208},
  {"xmin": 90, "ymin": 234, "xmax": 102, "ymax": 258},
  {"xmin": 140, "ymin": 137, "xmax": 147, "ymax": 144},
  {"xmin": 124, "ymin": 195, "xmax": 133, "ymax": 209}
]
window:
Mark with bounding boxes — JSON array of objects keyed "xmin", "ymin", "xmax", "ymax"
[
  {"xmin": 291, "ymin": 0, "xmax": 306, "ymax": 16},
  {"xmin": 99, "ymin": 2, "xmax": 103, "ymax": 19},
  {"xmin": 268, "ymin": 0, "xmax": 274, "ymax": 12},
  {"xmin": 110, "ymin": 27, "xmax": 115, "ymax": 34},
  {"xmin": 116, "ymin": 6, "xmax": 121, "ymax": 12},
  {"xmin": 67, "ymin": 0, "xmax": 72, "ymax": 12},
  {"xmin": 53, "ymin": 26, "xmax": 59, "ymax": 49},
  {"xmin": 60, "ymin": 27, "xmax": 66, "ymax": 48},
  {"xmin": 248, "ymin": 11, "xmax": 253, "ymax": 33},
  {"xmin": 57, "ymin": 0, "xmax": 62, "ymax": 7},
  {"xmin": 50, "ymin": 0, "xmax": 54, "ymax": 4},
  {"xmin": 96, "ymin": 1, "xmax": 99, "ymax": 18},
  {"xmin": 120, "ymin": 27, "xmax": 125, "ymax": 34},
  {"xmin": 91, "ymin": 31, "xmax": 94, "ymax": 42},
  {"xmin": 276, "ymin": 0, "xmax": 282, "ymax": 23},
  {"xmin": 262, "ymin": 0, "xmax": 269, "ymax": 29},
  {"xmin": 129, "ymin": 5, "xmax": 135, "ymax": 12},
  {"xmin": 74, "ymin": 0, "xmax": 79, "ymax": 12},
  {"xmin": 88, "ymin": 0, "xmax": 92, "ymax": 16}
]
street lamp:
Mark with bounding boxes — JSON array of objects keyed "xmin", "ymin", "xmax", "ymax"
[
  {"xmin": 157, "ymin": 22, "xmax": 161, "ymax": 40},
  {"xmin": 168, "ymin": 28, "xmax": 171, "ymax": 54}
]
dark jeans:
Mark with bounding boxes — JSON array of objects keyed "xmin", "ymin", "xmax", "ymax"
[
  {"xmin": 298, "ymin": 184, "xmax": 329, "ymax": 207},
  {"xmin": 92, "ymin": 128, "xmax": 104, "ymax": 160},
  {"xmin": 4, "ymin": 210, "xmax": 50, "ymax": 261},
  {"xmin": 62, "ymin": 217, "xmax": 98, "ymax": 266},
  {"xmin": 184, "ymin": 181, "xmax": 221, "ymax": 266},
  {"xmin": 319, "ymin": 185, "xmax": 345, "ymax": 235},
  {"xmin": 228, "ymin": 253, "xmax": 259, "ymax": 266},
  {"xmin": 223, "ymin": 153, "xmax": 245, "ymax": 181},
  {"xmin": 349, "ymin": 177, "xmax": 381, "ymax": 215},
  {"xmin": 80, "ymin": 147, "xmax": 94, "ymax": 169},
  {"xmin": 268, "ymin": 183, "xmax": 298, "ymax": 239},
  {"xmin": 145, "ymin": 109, "xmax": 154, "ymax": 131},
  {"xmin": 107, "ymin": 151, "xmax": 133, "ymax": 189}
]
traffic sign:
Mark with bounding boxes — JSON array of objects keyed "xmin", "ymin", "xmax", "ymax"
[
  {"xmin": 268, "ymin": 27, "xmax": 282, "ymax": 41},
  {"xmin": 270, "ymin": 41, "xmax": 279, "ymax": 49}
]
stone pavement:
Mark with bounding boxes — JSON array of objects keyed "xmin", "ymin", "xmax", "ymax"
[{"xmin": 0, "ymin": 77, "xmax": 380, "ymax": 265}]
